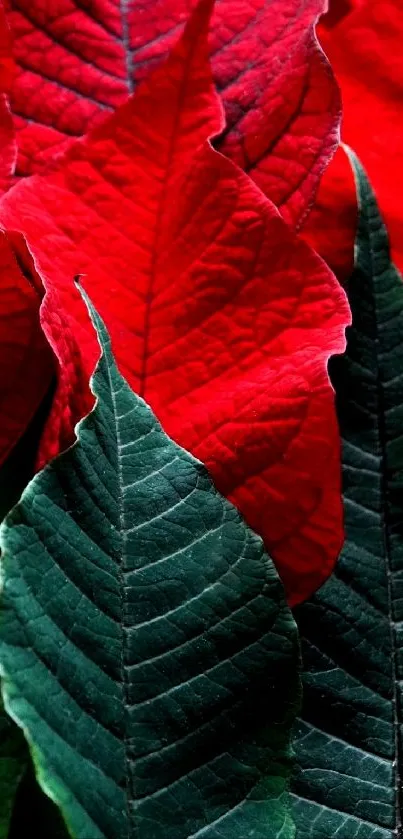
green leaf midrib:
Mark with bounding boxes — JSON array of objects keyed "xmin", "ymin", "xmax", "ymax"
[
  {"xmin": 107, "ymin": 355, "xmax": 130, "ymax": 839},
  {"xmin": 0, "ymin": 289, "xmax": 300, "ymax": 839}
]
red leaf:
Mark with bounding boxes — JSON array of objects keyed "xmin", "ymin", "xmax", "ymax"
[
  {"xmin": 0, "ymin": 8, "xmax": 52, "ymax": 468},
  {"xmin": 302, "ymin": 144, "xmax": 357, "ymax": 283},
  {"xmin": 7, "ymin": 0, "xmax": 339, "ymax": 228},
  {"xmin": 0, "ymin": 230, "xmax": 54, "ymax": 465},
  {"xmin": 305, "ymin": 0, "xmax": 403, "ymax": 279},
  {"xmin": 0, "ymin": 0, "xmax": 350, "ymax": 605},
  {"xmin": 0, "ymin": 3, "xmax": 16, "ymax": 191},
  {"xmin": 129, "ymin": 0, "xmax": 340, "ymax": 228}
]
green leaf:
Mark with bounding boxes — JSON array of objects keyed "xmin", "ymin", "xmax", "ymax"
[
  {"xmin": 291, "ymin": 148, "xmax": 403, "ymax": 838},
  {"xmin": 0, "ymin": 289, "xmax": 300, "ymax": 839}
]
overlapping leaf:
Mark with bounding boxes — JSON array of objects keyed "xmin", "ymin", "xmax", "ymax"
[
  {"xmin": 6, "ymin": 0, "xmax": 339, "ymax": 227},
  {"xmin": 302, "ymin": 144, "xmax": 357, "ymax": 284},
  {"xmin": 291, "ymin": 151, "xmax": 403, "ymax": 837},
  {"xmin": 0, "ymin": 9, "xmax": 53, "ymax": 474},
  {"xmin": 0, "ymin": 0, "xmax": 350, "ymax": 605},
  {"xmin": 0, "ymin": 231, "xmax": 53, "ymax": 467},
  {"xmin": 305, "ymin": 0, "xmax": 403, "ymax": 279},
  {"xmin": 127, "ymin": 0, "xmax": 340, "ymax": 228},
  {"xmin": 6, "ymin": 0, "xmax": 129, "ymax": 175},
  {"xmin": 0, "ymin": 290, "xmax": 300, "ymax": 839}
]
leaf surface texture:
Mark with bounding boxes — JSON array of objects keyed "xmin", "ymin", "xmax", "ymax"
[
  {"xmin": 7, "ymin": 0, "xmax": 338, "ymax": 226},
  {"xmin": 0, "ymin": 291, "xmax": 300, "ymax": 839},
  {"xmin": 0, "ymin": 0, "xmax": 350, "ymax": 605},
  {"xmin": 291, "ymin": 150, "xmax": 403, "ymax": 838}
]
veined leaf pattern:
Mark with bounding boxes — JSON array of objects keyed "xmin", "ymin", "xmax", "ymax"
[
  {"xmin": 0, "ymin": 289, "xmax": 300, "ymax": 839},
  {"xmin": 291, "ymin": 149, "xmax": 403, "ymax": 838}
]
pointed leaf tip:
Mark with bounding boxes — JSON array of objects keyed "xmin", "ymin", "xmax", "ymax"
[
  {"xmin": 0, "ymin": 9, "xmax": 349, "ymax": 605},
  {"xmin": 0, "ymin": 296, "xmax": 300, "ymax": 839}
]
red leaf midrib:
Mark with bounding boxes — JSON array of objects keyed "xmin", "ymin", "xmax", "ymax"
[{"xmin": 138, "ymin": 46, "xmax": 198, "ymax": 398}]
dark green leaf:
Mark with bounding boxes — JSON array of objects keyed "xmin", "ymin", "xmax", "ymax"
[
  {"xmin": 291, "ymin": 149, "xmax": 403, "ymax": 838},
  {"xmin": 0, "ymin": 290, "xmax": 300, "ymax": 839}
]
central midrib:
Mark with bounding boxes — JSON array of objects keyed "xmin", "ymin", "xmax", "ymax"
[
  {"xmin": 108, "ymin": 364, "xmax": 131, "ymax": 839},
  {"xmin": 109, "ymin": 22, "xmax": 199, "ymax": 836},
  {"xmin": 119, "ymin": 0, "xmax": 134, "ymax": 95},
  {"xmin": 138, "ymin": 45, "xmax": 194, "ymax": 398}
]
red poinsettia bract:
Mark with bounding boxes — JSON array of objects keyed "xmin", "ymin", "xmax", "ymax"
[
  {"xmin": 305, "ymin": 0, "xmax": 403, "ymax": 281},
  {"xmin": 0, "ymin": 0, "xmax": 350, "ymax": 605},
  {"xmin": 7, "ymin": 0, "xmax": 338, "ymax": 230},
  {"xmin": 0, "ymin": 10, "xmax": 54, "ymax": 467},
  {"xmin": 0, "ymin": 231, "xmax": 53, "ymax": 464}
]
